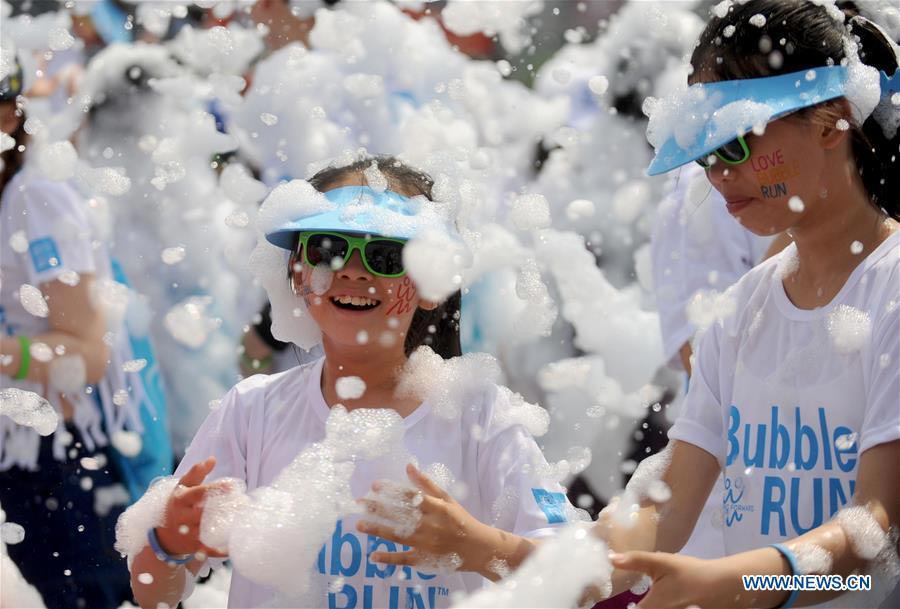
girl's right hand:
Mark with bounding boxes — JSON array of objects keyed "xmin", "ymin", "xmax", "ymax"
[{"xmin": 155, "ymin": 457, "xmax": 229, "ymax": 560}]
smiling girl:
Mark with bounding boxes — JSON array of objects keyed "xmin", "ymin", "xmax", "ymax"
[{"xmin": 125, "ymin": 155, "xmax": 575, "ymax": 609}]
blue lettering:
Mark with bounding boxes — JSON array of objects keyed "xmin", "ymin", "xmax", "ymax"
[
  {"xmin": 329, "ymin": 584, "xmax": 357, "ymax": 609},
  {"xmin": 331, "ymin": 520, "xmax": 362, "ymax": 577},
  {"xmin": 768, "ymin": 406, "xmax": 790, "ymax": 469},
  {"xmin": 827, "ymin": 478, "xmax": 856, "ymax": 518},
  {"xmin": 318, "ymin": 545, "xmax": 326, "ymax": 575},
  {"xmin": 366, "ymin": 536, "xmax": 397, "ymax": 579},
  {"xmin": 795, "ymin": 408, "xmax": 818, "ymax": 470},
  {"xmin": 818, "ymin": 408, "xmax": 833, "ymax": 471},
  {"xmin": 790, "ymin": 477, "xmax": 823, "ymax": 534},
  {"xmin": 761, "ymin": 476, "xmax": 787, "ymax": 536},
  {"xmin": 363, "ymin": 584, "xmax": 374, "ymax": 609},
  {"xmin": 406, "ymin": 586, "xmax": 428, "ymax": 609},
  {"xmin": 743, "ymin": 419, "xmax": 767, "ymax": 468},
  {"xmin": 727, "ymin": 405, "xmax": 740, "ymax": 466},
  {"xmin": 389, "ymin": 585, "xmax": 399, "ymax": 609},
  {"xmin": 833, "ymin": 426, "xmax": 857, "ymax": 473}
]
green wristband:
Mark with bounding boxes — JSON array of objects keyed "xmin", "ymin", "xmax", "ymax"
[{"xmin": 14, "ymin": 336, "xmax": 31, "ymax": 380}]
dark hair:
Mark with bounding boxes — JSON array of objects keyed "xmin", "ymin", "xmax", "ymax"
[
  {"xmin": 691, "ymin": 0, "xmax": 900, "ymax": 219},
  {"xmin": 292, "ymin": 154, "xmax": 463, "ymax": 360},
  {"xmin": 0, "ymin": 102, "xmax": 27, "ymax": 194}
]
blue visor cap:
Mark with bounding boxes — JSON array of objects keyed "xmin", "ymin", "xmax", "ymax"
[
  {"xmin": 647, "ymin": 66, "xmax": 853, "ymax": 176},
  {"xmin": 265, "ymin": 185, "xmax": 451, "ymax": 250}
]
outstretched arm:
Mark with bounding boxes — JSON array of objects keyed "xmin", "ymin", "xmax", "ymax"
[{"xmin": 611, "ymin": 440, "xmax": 900, "ymax": 609}]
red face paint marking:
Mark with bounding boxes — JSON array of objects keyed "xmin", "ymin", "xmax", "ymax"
[
  {"xmin": 384, "ymin": 276, "xmax": 415, "ymax": 316},
  {"xmin": 750, "ymin": 149, "xmax": 785, "ymax": 172}
]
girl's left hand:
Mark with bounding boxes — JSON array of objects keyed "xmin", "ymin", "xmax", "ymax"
[
  {"xmin": 610, "ymin": 551, "xmax": 737, "ymax": 609},
  {"xmin": 357, "ymin": 463, "xmax": 488, "ymax": 572}
]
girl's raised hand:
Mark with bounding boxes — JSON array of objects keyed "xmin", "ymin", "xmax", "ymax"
[
  {"xmin": 357, "ymin": 463, "xmax": 490, "ymax": 573},
  {"xmin": 155, "ymin": 457, "xmax": 230, "ymax": 560}
]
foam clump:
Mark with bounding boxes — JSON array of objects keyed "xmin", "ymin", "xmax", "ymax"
[
  {"xmin": 19, "ymin": 284, "xmax": 49, "ymax": 318},
  {"xmin": 826, "ymin": 305, "xmax": 871, "ymax": 354},
  {"xmin": 35, "ymin": 140, "xmax": 78, "ymax": 181},
  {"xmin": 335, "ymin": 376, "xmax": 366, "ymax": 400},
  {"xmin": 791, "ymin": 542, "xmax": 833, "ymax": 575},
  {"xmin": 0, "ymin": 389, "xmax": 59, "ymax": 436},
  {"xmin": 362, "ymin": 479, "xmax": 423, "ymax": 538},
  {"xmin": 834, "ymin": 505, "xmax": 889, "ymax": 560},
  {"xmin": 452, "ymin": 524, "xmax": 611, "ymax": 608},
  {"xmin": 404, "ymin": 229, "xmax": 470, "ymax": 302},
  {"xmin": 492, "ymin": 386, "xmax": 550, "ymax": 438},
  {"xmin": 397, "ymin": 347, "xmax": 502, "ymax": 420},
  {"xmin": 47, "ymin": 355, "xmax": 87, "ymax": 394},
  {"xmin": 164, "ymin": 296, "xmax": 222, "ymax": 349},
  {"xmin": 509, "ymin": 193, "xmax": 552, "ymax": 231},
  {"xmin": 1, "ymin": 506, "xmax": 45, "ymax": 608},
  {"xmin": 686, "ymin": 288, "xmax": 737, "ymax": 334},
  {"xmin": 325, "ymin": 406, "xmax": 405, "ymax": 461},
  {"xmin": 249, "ymin": 181, "xmax": 332, "ymax": 350},
  {"xmin": 224, "ymin": 405, "xmax": 407, "ymax": 601},
  {"xmin": 199, "ymin": 478, "xmax": 250, "ymax": 552},
  {"xmin": 115, "ymin": 476, "xmax": 180, "ymax": 560}
]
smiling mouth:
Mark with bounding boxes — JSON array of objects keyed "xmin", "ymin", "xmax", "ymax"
[{"xmin": 330, "ymin": 295, "xmax": 381, "ymax": 311}]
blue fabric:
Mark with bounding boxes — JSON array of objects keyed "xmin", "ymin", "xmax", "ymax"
[
  {"xmin": 266, "ymin": 185, "xmax": 453, "ymax": 248},
  {"xmin": 108, "ymin": 259, "xmax": 173, "ymax": 502},
  {"xmin": 90, "ymin": 0, "xmax": 133, "ymax": 45},
  {"xmin": 0, "ymin": 425, "xmax": 134, "ymax": 609},
  {"xmin": 648, "ymin": 66, "xmax": 850, "ymax": 175}
]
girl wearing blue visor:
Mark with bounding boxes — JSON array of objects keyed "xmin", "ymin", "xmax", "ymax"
[
  {"xmin": 126, "ymin": 156, "xmax": 575, "ymax": 609},
  {"xmin": 591, "ymin": 2, "xmax": 900, "ymax": 609}
]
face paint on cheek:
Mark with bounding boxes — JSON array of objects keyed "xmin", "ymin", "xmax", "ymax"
[
  {"xmin": 384, "ymin": 276, "xmax": 415, "ymax": 316},
  {"xmin": 760, "ymin": 182, "xmax": 789, "ymax": 199},
  {"xmin": 753, "ymin": 150, "xmax": 802, "ymax": 187}
]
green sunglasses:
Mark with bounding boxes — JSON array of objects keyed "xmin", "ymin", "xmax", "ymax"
[
  {"xmin": 695, "ymin": 134, "xmax": 751, "ymax": 169},
  {"xmin": 296, "ymin": 231, "xmax": 407, "ymax": 278}
]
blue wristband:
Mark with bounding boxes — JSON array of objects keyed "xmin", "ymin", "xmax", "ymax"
[
  {"xmin": 769, "ymin": 543, "xmax": 800, "ymax": 609},
  {"xmin": 147, "ymin": 528, "xmax": 193, "ymax": 566}
]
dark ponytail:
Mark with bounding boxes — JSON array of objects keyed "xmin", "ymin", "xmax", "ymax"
[
  {"xmin": 691, "ymin": 0, "xmax": 900, "ymax": 219},
  {"xmin": 300, "ymin": 154, "xmax": 463, "ymax": 360}
]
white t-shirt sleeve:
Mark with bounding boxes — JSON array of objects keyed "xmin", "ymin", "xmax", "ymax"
[
  {"xmin": 174, "ymin": 383, "xmax": 252, "ymax": 483},
  {"xmin": 860, "ymin": 299, "xmax": 900, "ymax": 454},
  {"xmin": 476, "ymin": 386, "xmax": 574, "ymax": 539},
  {"xmin": 16, "ymin": 178, "xmax": 97, "ymax": 285},
  {"xmin": 667, "ymin": 319, "xmax": 729, "ymax": 465}
]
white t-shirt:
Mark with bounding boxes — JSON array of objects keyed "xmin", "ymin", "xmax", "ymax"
[
  {"xmin": 669, "ymin": 232, "xmax": 900, "ymax": 561},
  {"xmin": 0, "ymin": 168, "xmax": 151, "ymax": 470},
  {"xmin": 176, "ymin": 358, "xmax": 573, "ymax": 609},
  {"xmin": 0, "ymin": 169, "xmax": 105, "ymax": 467},
  {"xmin": 651, "ymin": 164, "xmax": 773, "ymax": 370}
]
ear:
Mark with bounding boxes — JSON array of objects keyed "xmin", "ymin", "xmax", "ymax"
[{"xmin": 818, "ymin": 100, "xmax": 853, "ymax": 151}]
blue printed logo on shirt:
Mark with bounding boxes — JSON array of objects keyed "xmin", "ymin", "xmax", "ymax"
[
  {"xmin": 28, "ymin": 237, "xmax": 62, "ymax": 273},
  {"xmin": 531, "ymin": 488, "xmax": 568, "ymax": 524}
]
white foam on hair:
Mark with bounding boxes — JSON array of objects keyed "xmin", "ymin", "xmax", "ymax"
[{"xmin": 249, "ymin": 180, "xmax": 333, "ymax": 350}]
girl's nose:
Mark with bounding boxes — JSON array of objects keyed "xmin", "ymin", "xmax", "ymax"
[{"xmin": 337, "ymin": 250, "xmax": 371, "ymax": 281}]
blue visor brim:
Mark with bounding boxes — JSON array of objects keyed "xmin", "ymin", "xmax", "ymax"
[
  {"xmin": 265, "ymin": 185, "xmax": 435, "ymax": 250},
  {"xmin": 647, "ymin": 66, "xmax": 853, "ymax": 176}
]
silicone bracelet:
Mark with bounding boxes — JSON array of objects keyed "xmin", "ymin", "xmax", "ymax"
[
  {"xmin": 147, "ymin": 528, "xmax": 193, "ymax": 566},
  {"xmin": 14, "ymin": 336, "xmax": 31, "ymax": 380},
  {"xmin": 769, "ymin": 543, "xmax": 800, "ymax": 609}
]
